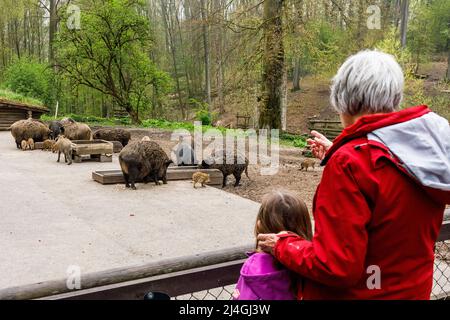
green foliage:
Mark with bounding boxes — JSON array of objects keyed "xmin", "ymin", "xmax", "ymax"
[
  {"xmin": 2, "ymin": 58, "xmax": 55, "ymax": 107},
  {"xmin": 189, "ymin": 98, "xmax": 217, "ymax": 125},
  {"xmin": 375, "ymin": 28, "xmax": 415, "ymax": 77},
  {"xmin": 195, "ymin": 109, "xmax": 212, "ymax": 125},
  {"xmin": 56, "ymin": 0, "xmax": 172, "ymax": 123},
  {"xmin": 280, "ymin": 132, "xmax": 307, "ymax": 148},
  {"xmin": 410, "ymin": 0, "xmax": 450, "ymax": 54},
  {"xmin": 286, "ymin": 20, "xmax": 353, "ymax": 77},
  {"xmin": 0, "ymin": 88, "xmax": 44, "ymax": 106},
  {"xmin": 403, "ymin": 78, "xmax": 450, "ymax": 120}
]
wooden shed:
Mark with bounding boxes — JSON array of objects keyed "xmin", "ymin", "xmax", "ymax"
[{"xmin": 0, "ymin": 99, "xmax": 49, "ymax": 130}]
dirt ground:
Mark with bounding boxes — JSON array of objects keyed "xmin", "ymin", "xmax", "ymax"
[{"xmin": 126, "ymin": 128, "xmax": 323, "ymax": 210}]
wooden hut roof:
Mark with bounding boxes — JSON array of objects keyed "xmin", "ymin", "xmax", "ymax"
[{"xmin": 0, "ymin": 98, "xmax": 49, "ymax": 113}]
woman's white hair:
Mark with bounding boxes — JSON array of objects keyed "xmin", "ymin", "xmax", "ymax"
[{"xmin": 330, "ymin": 50, "xmax": 404, "ymax": 115}]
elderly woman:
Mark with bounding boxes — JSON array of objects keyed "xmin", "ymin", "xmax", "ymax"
[{"xmin": 258, "ymin": 50, "xmax": 450, "ymax": 299}]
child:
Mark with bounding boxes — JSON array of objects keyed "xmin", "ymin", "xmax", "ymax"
[{"xmin": 233, "ymin": 190, "xmax": 313, "ymax": 300}]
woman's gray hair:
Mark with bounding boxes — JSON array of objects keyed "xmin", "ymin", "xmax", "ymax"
[{"xmin": 330, "ymin": 50, "xmax": 404, "ymax": 115}]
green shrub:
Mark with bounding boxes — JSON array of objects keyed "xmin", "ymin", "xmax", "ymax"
[
  {"xmin": 189, "ymin": 98, "xmax": 217, "ymax": 125},
  {"xmin": 3, "ymin": 58, "xmax": 55, "ymax": 107},
  {"xmin": 280, "ymin": 133, "xmax": 308, "ymax": 148},
  {"xmin": 195, "ymin": 109, "xmax": 212, "ymax": 125}
]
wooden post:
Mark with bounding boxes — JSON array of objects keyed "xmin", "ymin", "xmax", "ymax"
[{"xmin": 54, "ymin": 101, "xmax": 59, "ymax": 119}]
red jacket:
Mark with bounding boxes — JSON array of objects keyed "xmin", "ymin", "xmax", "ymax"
[{"xmin": 274, "ymin": 106, "xmax": 450, "ymax": 300}]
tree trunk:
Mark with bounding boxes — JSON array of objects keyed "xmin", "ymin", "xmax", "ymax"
[
  {"xmin": 214, "ymin": 0, "xmax": 225, "ymax": 114},
  {"xmin": 123, "ymin": 102, "xmax": 141, "ymax": 125},
  {"xmin": 281, "ymin": 68, "xmax": 287, "ymax": 131},
  {"xmin": 259, "ymin": 0, "xmax": 285, "ymax": 130},
  {"xmin": 13, "ymin": 20, "xmax": 21, "ymax": 58},
  {"xmin": 292, "ymin": 57, "xmax": 301, "ymax": 91},
  {"xmin": 49, "ymin": 0, "xmax": 58, "ymax": 63},
  {"xmin": 173, "ymin": 1, "xmax": 192, "ymax": 98},
  {"xmin": 200, "ymin": 0, "xmax": 212, "ymax": 107},
  {"xmin": 447, "ymin": 50, "xmax": 450, "ymax": 80},
  {"xmin": 356, "ymin": 0, "xmax": 367, "ymax": 43},
  {"xmin": 160, "ymin": 0, "xmax": 186, "ymax": 119},
  {"xmin": 399, "ymin": 0, "xmax": 409, "ymax": 48}
]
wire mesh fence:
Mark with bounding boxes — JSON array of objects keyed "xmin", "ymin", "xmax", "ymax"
[
  {"xmin": 174, "ymin": 285, "xmax": 236, "ymax": 301},
  {"xmin": 432, "ymin": 240, "xmax": 450, "ymax": 300},
  {"xmin": 174, "ymin": 240, "xmax": 450, "ymax": 301}
]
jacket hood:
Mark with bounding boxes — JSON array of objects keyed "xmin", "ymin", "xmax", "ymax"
[
  {"xmin": 237, "ymin": 252, "xmax": 295, "ymax": 300},
  {"xmin": 322, "ymin": 106, "xmax": 450, "ymax": 203}
]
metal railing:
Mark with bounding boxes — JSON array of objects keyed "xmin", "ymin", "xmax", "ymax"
[{"xmin": 0, "ymin": 221, "xmax": 449, "ymax": 300}]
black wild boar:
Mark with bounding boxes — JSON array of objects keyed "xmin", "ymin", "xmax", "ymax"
[
  {"xmin": 200, "ymin": 150, "xmax": 250, "ymax": 188},
  {"xmin": 93, "ymin": 128, "xmax": 131, "ymax": 146},
  {"xmin": 49, "ymin": 121, "xmax": 63, "ymax": 140}
]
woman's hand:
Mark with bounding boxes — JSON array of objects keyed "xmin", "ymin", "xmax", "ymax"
[
  {"xmin": 257, "ymin": 232, "xmax": 288, "ymax": 255},
  {"xmin": 307, "ymin": 131, "xmax": 333, "ymax": 160}
]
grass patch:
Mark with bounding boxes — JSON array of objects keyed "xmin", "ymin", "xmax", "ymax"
[
  {"xmin": 0, "ymin": 88, "xmax": 44, "ymax": 107},
  {"xmin": 280, "ymin": 132, "xmax": 308, "ymax": 148}
]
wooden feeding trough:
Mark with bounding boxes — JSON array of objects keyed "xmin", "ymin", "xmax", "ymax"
[
  {"xmin": 92, "ymin": 166, "xmax": 223, "ymax": 187},
  {"xmin": 71, "ymin": 140, "xmax": 113, "ymax": 163}
]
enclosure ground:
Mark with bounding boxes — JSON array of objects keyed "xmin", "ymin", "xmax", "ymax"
[{"xmin": 0, "ymin": 131, "xmax": 260, "ymax": 289}]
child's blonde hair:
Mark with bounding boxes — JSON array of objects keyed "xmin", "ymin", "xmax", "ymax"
[{"xmin": 255, "ymin": 190, "xmax": 313, "ymax": 247}]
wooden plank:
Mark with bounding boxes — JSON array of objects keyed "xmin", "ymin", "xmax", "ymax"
[
  {"xmin": 0, "ymin": 244, "xmax": 252, "ymax": 300},
  {"xmin": 71, "ymin": 140, "xmax": 113, "ymax": 156},
  {"xmin": 92, "ymin": 168, "xmax": 223, "ymax": 186},
  {"xmin": 43, "ymin": 260, "xmax": 245, "ymax": 300},
  {"xmin": 308, "ymin": 120, "xmax": 342, "ymax": 124}
]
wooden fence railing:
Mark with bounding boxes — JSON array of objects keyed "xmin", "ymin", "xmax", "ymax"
[
  {"xmin": 307, "ymin": 118, "xmax": 343, "ymax": 140},
  {"xmin": 0, "ymin": 219, "xmax": 449, "ymax": 300}
]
